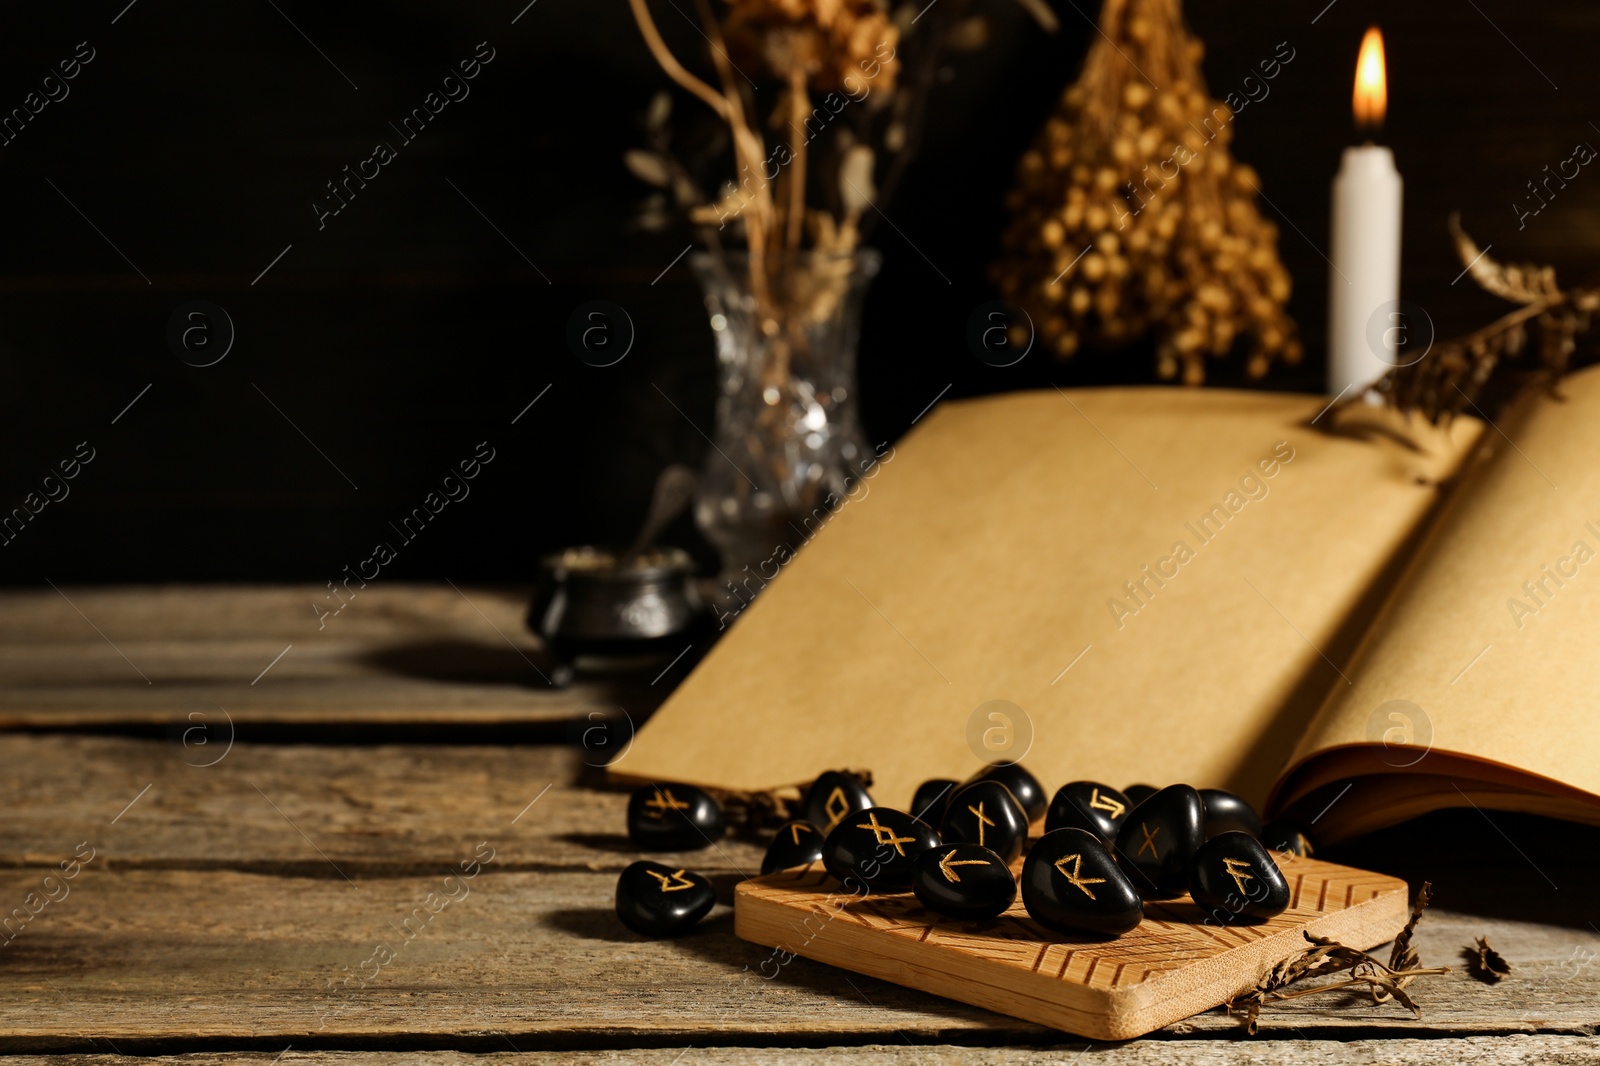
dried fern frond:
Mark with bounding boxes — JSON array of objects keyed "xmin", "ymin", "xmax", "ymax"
[
  {"xmin": 1449, "ymin": 214, "xmax": 1561, "ymax": 305},
  {"xmin": 1328, "ymin": 222, "xmax": 1597, "ymax": 427}
]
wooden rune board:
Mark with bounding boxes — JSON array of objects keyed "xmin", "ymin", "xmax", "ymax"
[{"xmin": 735, "ymin": 854, "xmax": 1410, "ymax": 1041}]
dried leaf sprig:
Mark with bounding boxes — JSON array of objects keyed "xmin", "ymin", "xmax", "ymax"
[
  {"xmin": 1376, "ymin": 880, "xmax": 1434, "ymax": 1003},
  {"xmin": 1226, "ymin": 882, "xmax": 1449, "ymax": 1034},
  {"xmin": 1467, "ymin": 936, "xmax": 1512, "ymax": 983},
  {"xmin": 1329, "ymin": 216, "xmax": 1599, "ymax": 426}
]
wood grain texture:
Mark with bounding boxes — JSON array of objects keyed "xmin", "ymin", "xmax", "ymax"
[
  {"xmin": 0, "ymin": 734, "xmax": 767, "ymax": 876},
  {"xmin": 0, "ymin": 863, "xmax": 1596, "ymax": 1051},
  {"xmin": 736, "ymin": 857, "xmax": 1410, "ymax": 1040},
  {"xmin": 2, "ymin": 734, "xmax": 1599, "ymax": 1050},
  {"xmin": 0, "ymin": 585, "xmax": 671, "ymax": 728},
  {"xmin": 2, "ymin": 631, "xmax": 1598, "ymax": 1058},
  {"xmin": 4, "ymin": 1038, "xmax": 1600, "ymax": 1064}
]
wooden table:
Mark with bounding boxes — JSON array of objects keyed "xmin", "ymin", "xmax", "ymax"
[{"xmin": 2, "ymin": 586, "xmax": 1597, "ymax": 1064}]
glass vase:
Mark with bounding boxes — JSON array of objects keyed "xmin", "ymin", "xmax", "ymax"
[{"xmin": 689, "ymin": 249, "xmax": 880, "ymax": 617}]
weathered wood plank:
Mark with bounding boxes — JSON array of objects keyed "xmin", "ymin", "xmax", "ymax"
[
  {"xmin": 0, "ymin": 585, "xmax": 530, "ymax": 642},
  {"xmin": 0, "ymin": 735, "xmax": 766, "ymax": 876},
  {"xmin": 0, "ymin": 865, "xmax": 1594, "ymax": 1050},
  {"xmin": 4, "ymin": 1037, "xmax": 1600, "ymax": 1063},
  {"xmin": 0, "ymin": 585, "xmax": 675, "ymax": 728},
  {"xmin": 3, "ymin": 685, "xmax": 1597, "ymax": 1048},
  {"xmin": 6, "ymin": 731, "xmax": 1600, "ymax": 919}
]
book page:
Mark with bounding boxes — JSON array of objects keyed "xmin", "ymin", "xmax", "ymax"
[
  {"xmin": 1277, "ymin": 364, "xmax": 1600, "ymax": 824},
  {"xmin": 619, "ymin": 386, "xmax": 1481, "ymax": 810}
]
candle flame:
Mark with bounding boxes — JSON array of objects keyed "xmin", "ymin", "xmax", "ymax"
[{"xmin": 1353, "ymin": 27, "xmax": 1387, "ymax": 129}]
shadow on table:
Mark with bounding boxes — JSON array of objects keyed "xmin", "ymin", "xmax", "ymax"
[
  {"xmin": 542, "ymin": 902, "xmax": 738, "ymax": 945},
  {"xmin": 549, "ymin": 831, "xmax": 761, "ymax": 872},
  {"xmin": 1327, "ymin": 809, "xmax": 1600, "ymax": 932},
  {"xmin": 552, "ymin": 832, "xmax": 772, "ymax": 874},
  {"xmin": 556, "ymin": 831, "xmax": 639, "ymax": 856},
  {"xmin": 544, "ymin": 897, "xmax": 994, "ymax": 1027},
  {"xmin": 362, "ymin": 638, "xmax": 564, "ymax": 687}
]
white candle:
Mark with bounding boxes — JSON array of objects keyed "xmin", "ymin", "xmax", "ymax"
[{"xmin": 1327, "ymin": 28, "xmax": 1402, "ymax": 398}]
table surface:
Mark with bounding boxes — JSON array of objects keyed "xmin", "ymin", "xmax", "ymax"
[{"xmin": 2, "ymin": 585, "xmax": 1598, "ymax": 1064}]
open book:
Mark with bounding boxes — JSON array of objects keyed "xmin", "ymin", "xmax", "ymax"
[{"xmin": 619, "ymin": 366, "xmax": 1600, "ymax": 844}]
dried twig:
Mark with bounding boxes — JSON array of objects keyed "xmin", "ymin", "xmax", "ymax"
[
  {"xmin": 1010, "ymin": 0, "xmax": 1060, "ymax": 31},
  {"xmin": 626, "ymin": 0, "xmax": 735, "ymax": 121},
  {"xmin": 1466, "ymin": 936, "xmax": 1512, "ymax": 983},
  {"xmin": 1226, "ymin": 881, "xmax": 1449, "ymax": 1034},
  {"xmin": 1377, "ymin": 880, "xmax": 1432, "ymax": 1001}
]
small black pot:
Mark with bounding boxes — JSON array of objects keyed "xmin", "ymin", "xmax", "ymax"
[{"xmin": 528, "ymin": 546, "xmax": 699, "ymax": 666}]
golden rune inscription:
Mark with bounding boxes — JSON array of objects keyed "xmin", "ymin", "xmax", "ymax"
[
  {"xmin": 1222, "ymin": 856, "xmax": 1256, "ymax": 894},
  {"xmin": 643, "ymin": 788, "xmax": 691, "ymax": 820},
  {"xmin": 1088, "ymin": 788, "xmax": 1126, "ymax": 819},
  {"xmin": 1136, "ymin": 823, "xmax": 1160, "ymax": 859},
  {"xmin": 646, "ymin": 868, "xmax": 696, "ymax": 893},
  {"xmin": 856, "ymin": 812, "xmax": 917, "ymax": 857},
  {"xmin": 937, "ymin": 851, "xmax": 991, "ymax": 884},
  {"xmin": 789, "ymin": 823, "xmax": 813, "ymax": 845},
  {"xmin": 967, "ymin": 801, "xmax": 996, "ymax": 847},
  {"xmin": 1052, "ymin": 853, "xmax": 1107, "ymax": 899},
  {"xmin": 823, "ymin": 787, "xmax": 851, "ymax": 829}
]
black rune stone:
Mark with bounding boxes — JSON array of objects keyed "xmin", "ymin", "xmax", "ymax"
[
  {"xmin": 912, "ymin": 843, "xmax": 1017, "ymax": 920},
  {"xmin": 941, "ymin": 781, "xmax": 1029, "ymax": 864},
  {"xmin": 1259, "ymin": 819, "xmax": 1316, "ymax": 858},
  {"xmin": 963, "ymin": 762, "xmax": 1047, "ymax": 822},
  {"xmin": 615, "ymin": 860, "xmax": 715, "ymax": 936},
  {"xmin": 1123, "ymin": 784, "xmax": 1159, "ymax": 807},
  {"xmin": 802, "ymin": 770, "xmax": 874, "ymax": 834},
  {"xmin": 910, "ymin": 778, "xmax": 959, "ymax": 825},
  {"xmin": 761, "ymin": 820, "xmax": 826, "ymax": 875},
  {"xmin": 1021, "ymin": 827, "xmax": 1144, "ymax": 936},
  {"xmin": 1045, "ymin": 781, "xmax": 1132, "ymax": 843},
  {"xmin": 1115, "ymin": 784, "xmax": 1205, "ymax": 898},
  {"xmin": 626, "ymin": 783, "xmax": 725, "ymax": 851},
  {"xmin": 1188, "ymin": 831, "xmax": 1290, "ymax": 922},
  {"xmin": 821, "ymin": 806, "xmax": 941, "ymax": 892},
  {"xmin": 1199, "ymin": 788, "xmax": 1263, "ymax": 839}
]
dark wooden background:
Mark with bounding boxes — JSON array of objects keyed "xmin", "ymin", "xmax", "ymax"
[{"xmin": 1, "ymin": 0, "xmax": 1593, "ymax": 583}]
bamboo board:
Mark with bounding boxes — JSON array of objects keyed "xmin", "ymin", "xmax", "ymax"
[{"xmin": 734, "ymin": 854, "xmax": 1410, "ymax": 1041}]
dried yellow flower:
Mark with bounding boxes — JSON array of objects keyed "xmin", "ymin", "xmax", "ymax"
[
  {"xmin": 724, "ymin": 0, "xmax": 900, "ymax": 93},
  {"xmin": 993, "ymin": 0, "xmax": 1298, "ymax": 385}
]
